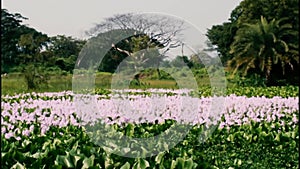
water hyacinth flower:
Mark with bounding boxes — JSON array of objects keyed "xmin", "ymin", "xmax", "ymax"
[
  {"xmin": 22, "ymin": 129, "xmax": 31, "ymax": 137},
  {"xmin": 4, "ymin": 132, "xmax": 14, "ymax": 139},
  {"xmin": 1, "ymin": 90, "xmax": 299, "ymax": 140}
]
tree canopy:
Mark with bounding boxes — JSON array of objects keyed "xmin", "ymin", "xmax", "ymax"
[
  {"xmin": 78, "ymin": 13, "xmax": 185, "ymax": 75},
  {"xmin": 2, "ymin": 1, "xmax": 299, "ymax": 86},
  {"xmin": 206, "ymin": 0, "xmax": 299, "ymax": 86},
  {"xmin": 1, "ymin": 9, "xmax": 87, "ymax": 74}
]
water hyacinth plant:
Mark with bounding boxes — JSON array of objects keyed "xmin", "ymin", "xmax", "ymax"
[
  {"xmin": 1, "ymin": 87, "xmax": 299, "ymax": 168},
  {"xmin": 2, "ymin": 90, "xmax": 298, "ymax": 139}
]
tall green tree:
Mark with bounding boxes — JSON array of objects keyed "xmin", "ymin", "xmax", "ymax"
[
  {"xmin": 236, "ymin": 0, "xmax": 298, "ymax": 27},
  {"xmin": 229, "ymin": 16, "xmax": 298, "ymax": 85},
  {"xmin": 206, "ymin": 0, "xmax": 299, "ymax": 68},
  {"xmin": 1, "ymin": 9, "xmax": 51, "ymax": 73},
  {"xmin": 17, "ymin": 29, "xmax": 50, "ymax": 89},
  {"xmin": 48, "ymin": 35, "xmax": 86, "ymax": 72},
  {"xmin": 18, "ymin": 29, "xmax": 49, "ymax": 64},
  {"xmin": 1, "ymin": 9, "xmax": 27, "ymax": 72},
  {"xmin": 235, "ymin": 0, "xmax": 299, "ymax": 62},
  {"xmin": 49, "ymin": 35, "xmax": 86, "ymax": 58},
  {"xmin": 206, "ymin": 6, "xmax": 241, "ymax": 65}
]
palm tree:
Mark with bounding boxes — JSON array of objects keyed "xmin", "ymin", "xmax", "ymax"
[{"xmin": 228, "ymin": 16, "xmax": 298, "ymax": 85}]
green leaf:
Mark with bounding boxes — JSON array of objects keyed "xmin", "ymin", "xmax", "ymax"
[
  {"xmin": 72, "ymin": 155, "xmax": 82, "ymax": 167},
  {"xmin": 21, "ymin": 139, "xmax": 31, "ymax": 148},
  {"xmin": 120, "ymin": 162, "xmax": 131, "ymax": 169},
  {"xmin": 185, "ymin": 158, "xmax": 197, "ymax": 169},
  {"xmin": 155, "ymin": 152, "xmax": 165, "ymax": 164},
  {"xmin": 82, "ymin": 155, "xmax": 95, "ymax": 168},
  {"xmin": 175, "ymin": 158, "xmax": 185, "ymax": 169},
  {"xmin": 11, "ymin": 162, "xmax": 25, "ymax": 169},
  {"xmin": 133, "ymin": 158, "xmax": 150, "ymax": 169},
  {"xmin": 170, "ymin": 160, "xmax": 177, "ymax": 169},
  {"xmin": 125, "ymin": 123, "xmax": 135, "ymax": 137},
  {"xmin": 55, "ymin": 153, "xmax": 74, "ymax": 168},
  {"xmin": 226, "ymin": 134, "xmax": 234, "ymax": 142}
]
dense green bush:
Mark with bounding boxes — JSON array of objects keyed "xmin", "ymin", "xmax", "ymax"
[
  {"xmin": 227, "ymin": 73, "xmax": 266, "ymax": 87},
  {"xmin": 23, "ymin": 64, "xmax": 50, "ymax": 90}
]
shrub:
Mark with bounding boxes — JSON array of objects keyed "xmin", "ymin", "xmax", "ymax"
[{"xmin": 23, "ymin": 64, "xmax": 50, "ymax": 89}]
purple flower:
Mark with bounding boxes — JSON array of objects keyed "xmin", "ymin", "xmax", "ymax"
[
  {"xmin": 22, "ymin": 129, "xmax": 31, "ymax": 137},
  {"xmin": 4, "ymin": 132, "xmax": 14, "ymax": 139}
]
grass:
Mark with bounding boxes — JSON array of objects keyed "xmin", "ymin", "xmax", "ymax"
[
  {"xmin": 1, "ymin": 74, "xmax": 72, "ymax": 95},
  {"xmin": 1, "ymin": 73, "xmax": 178, "ymax": 95},
  {"xmin": 1, "ymin": 71, "xmax": 230, "ymax": 95}
]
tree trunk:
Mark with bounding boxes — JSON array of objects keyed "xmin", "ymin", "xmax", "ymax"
[{"xmin": 157, "ymin": 68, "xmax": 161, "ymax": 80}]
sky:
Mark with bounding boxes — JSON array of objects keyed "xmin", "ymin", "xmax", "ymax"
[{"xmin": 2, "ymin": 0, "xmax": 242, "ymax": 40}]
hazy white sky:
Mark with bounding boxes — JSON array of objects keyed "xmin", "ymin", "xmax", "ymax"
[{"xmin": 2, "ymin": 0, "xmax": 241, "ymax": 39}]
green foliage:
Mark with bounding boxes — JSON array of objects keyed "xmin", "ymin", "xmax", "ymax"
[
  {"xmin": 1, "ymin": 125, "xmax": 106, "ymax": 168},
  {"xmin": 207, "ymin": 0, "xmax": 299, "ymax": 86},
  {"xmin": 236, "ymin": 0, "xmax": 299, "ymax": 30},
  {"xmin": 0, "ymin": 9, "xmax": 54, "ymax": 89},
  {"xmin": 198, "ymin": 122, "xmax": 299, "ymax": 168},
  {"xmin": 91, "ymin": 86, "xmax": 299, "ymax": 98},
  {"xmin": 227, "ymin": 73, "xmax": 266, "ymax": 87},
  {"xmin": 23, "ymin": 64, "xmax": 50, "ymax": 90},
  {"xmin": 96, "ymin": 31, "xmax": 163, "ymax": 74},
  {"xmin": 1, "ymin": 9, "xmax": 86, "ymax": 75},
  {"xmin": 1, "ymin": 88, "xmax": 298, "ymax": 168},
  {"xmin": 189, "ymin": 86, "xmax": 299, "ymax": 98},
  {"xmin": 17, "ymin": 30, "xmax": 50, "ymax": 89},
  {"xmin": 49, "ymin": 35, "xmax": 86, "ymax": 73},
  {"xmin": 49, "ymin": 35, "xmax": 86, "ymax": 59},
  {"xmin": 1, "ymin": 9, "xmax": 27, "ymax": 73},
  {"xmin": 55, "ymin": 56, "xmax": 76, "ymax": 73},
  {"xmin": 206, "ymin": 22, "xmax": 238, "ymax": 64},
  {"xmin": 171, "ymin": 56, "xmax": 193, "ymax": 68},
  {"xmin": 229, "ymin": 16, "xmax": 298, "ymax": 86},
  {"xmin": 1, "ymin": 119, "xmax": 298, "ymax": 168}
]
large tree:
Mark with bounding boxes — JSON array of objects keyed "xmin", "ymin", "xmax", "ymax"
[
  {"xmin": 86, "ymin": 13, "xmax": 184, "ymax": 53},
  {"xmin": 49, "ymin": 35, "xmax": 86, "ymax": 58},
  {"xmin": 206, "ymin": 5, "xmax": 241, "ymax": 65},
  {"xmin": 94, "ymin": 31, "xmax": 163, "ymax": 73},
  {"xmin": 1, "ymin": 9, "xmax": 27, "ymax": 72},
  {"xmin": 206, "ymin": 0, "xmax": 299, "ymax": 67},
  {"xmin": 229, "ymin": 16, "xmax": 298, "ymax": 85},
  {"xmin": 16, "ymin": 27, "xmax": 51, "ymax": 89},
  {"xmin": 17, "ymin": 28, "xmax": 49, "ymax": 64},
  {"xmin": 1, "ymin": 9, "xmax": 51, "ymax": 73},
  {"xmin": 1, "ymin": 9, "xmax": 53, "ymax": 89},
  {"xmin": 79, "ymin": 13, "xmax": 185, "ymax": 79},
  {"xmin": 206, "ymin": 22, "xmax": 238, "ymax": 65},
  {"xmin": 48, "ymin": 35, "xmax": 86, "ymax": 72},
  {"xmin": 235, "ymin": 0, "xmax": 299, "ymax": 59}
]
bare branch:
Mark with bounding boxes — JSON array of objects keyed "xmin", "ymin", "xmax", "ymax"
[{"xmin": 86, "ymin": 13, "xmax": 186, "ymax": 51}]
